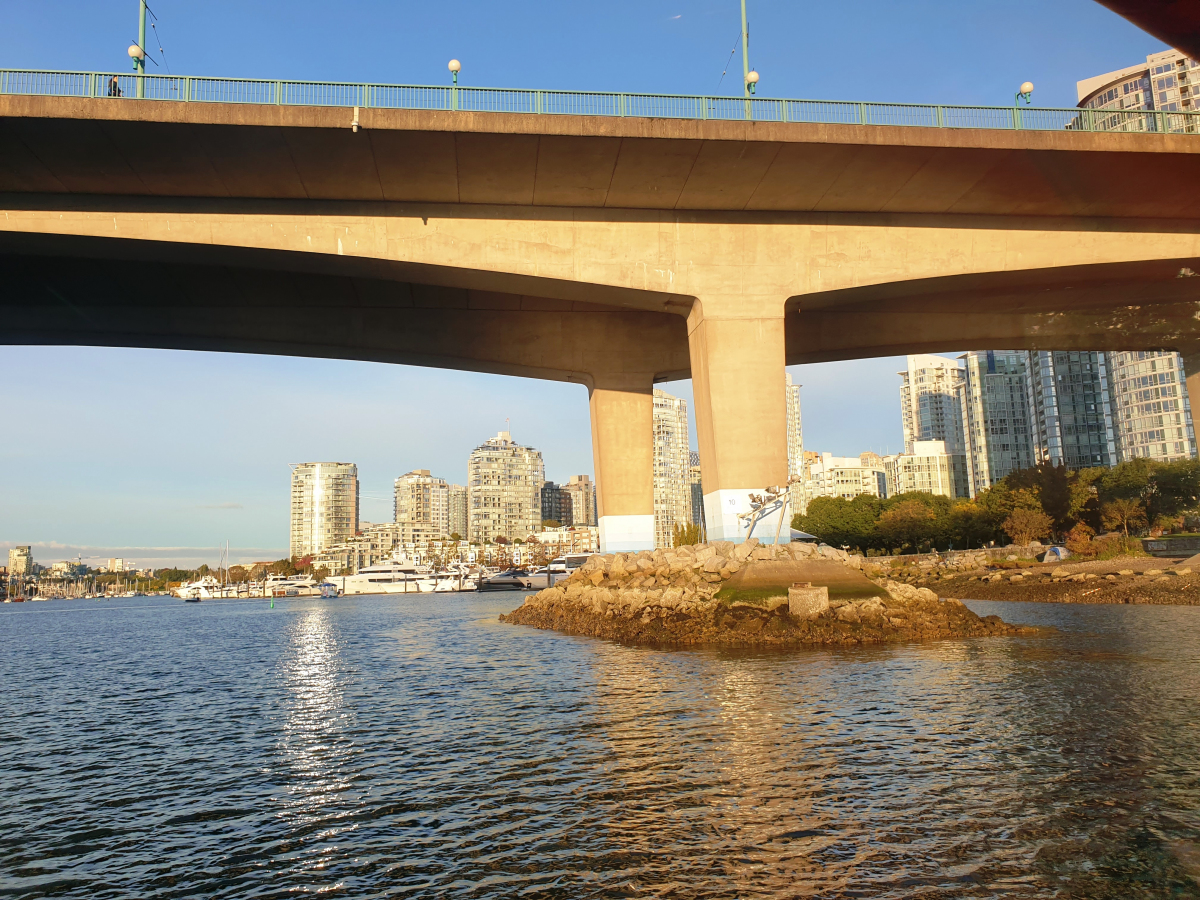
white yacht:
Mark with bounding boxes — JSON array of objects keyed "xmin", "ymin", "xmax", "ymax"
[
  {"xmin": 175, "ymin": 575, "xmax": 221, "ymax": 600},
  {"xmin": 264, "ymin": 574, "xmax": 335, "ymax": 598},
  {"xmin": 326, "ymin": 560, "xmax": 438, "ymax": 595},
  {"xmin": 433, "ymin": 564, "xmax": 479, "ymax": 592}
]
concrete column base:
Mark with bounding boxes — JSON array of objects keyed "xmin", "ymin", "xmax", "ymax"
[
  {"xmin": 703, "ymin": 489, "xmax": 792, "ymax": 544},
  {"xmin": 599, "ymin": 514, "xmax": 655, "ymax": 553}
]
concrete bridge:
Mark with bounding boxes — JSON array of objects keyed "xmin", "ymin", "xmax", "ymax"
[{"xmin": 3, "ymin": 90, "xmax": 1200, "ymax": 551}]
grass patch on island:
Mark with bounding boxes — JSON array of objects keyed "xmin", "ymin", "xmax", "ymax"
[{"xmin": 715, "ymin": 581, "xmax": 888, "ymax": 606}]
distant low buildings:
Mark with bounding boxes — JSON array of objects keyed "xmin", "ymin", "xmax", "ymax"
[
  {"xmin": 807, "ymin": 452, "xmax": 887, "ymax": 501},
  {"xmin": 290, "ymin": 462, "xmax": 360, "ymax": 558},
  {"xmin": 884, "ymin": 440, "xmax": 967, "ymax": 499},
  {"xmin": 534, "ymin": 525, "xmax": 600, "ymax": 556}
]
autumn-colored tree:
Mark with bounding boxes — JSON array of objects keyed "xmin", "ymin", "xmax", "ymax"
[
  {"xmin": 1064, "ymin": 522, "xmax": 1095, "ymax": 555},
  {"xmin": 1002, "ymin": 507, "xmax": 1053, "ymax": 546},
  {"xmin": 1100, "ymin": 497, "xmax": 1148, "ymax": 537}
]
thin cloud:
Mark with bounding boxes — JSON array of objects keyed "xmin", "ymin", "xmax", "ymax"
[{"xmin": 198, "ymin": 503, "xmax": 244, "ymax": 509}]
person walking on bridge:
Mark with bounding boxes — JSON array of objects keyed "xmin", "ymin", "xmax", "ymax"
[{"xmin": 107, "ymin": 75, "xmax": 122, "ymax": 97}]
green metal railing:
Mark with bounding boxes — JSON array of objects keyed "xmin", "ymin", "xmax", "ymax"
[{"xmin": 2, "ymin": 68, "xmax": 1199, "ymax": 134}]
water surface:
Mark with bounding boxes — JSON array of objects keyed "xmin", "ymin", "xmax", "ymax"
[{"xmin": 2, "ymin": 594, "xmax": 1199, "ymax": 898}]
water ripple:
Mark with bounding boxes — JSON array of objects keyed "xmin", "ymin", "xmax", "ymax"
[{"xmin": 2, "ymin": 596, "xmax": 1199, "ymax": 897}]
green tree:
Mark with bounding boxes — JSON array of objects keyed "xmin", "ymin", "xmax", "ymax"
[
  {"xmin": 1101, "ymin": 497, "xmax": 1148, "ymax": 537},
  {"xmin": 946, "ymin": 500, "xmax": 997, "ymax": 549},
  {"xmin": 876, "ymin": 499, "xmax": 937, "ymax": 553},
  {"xmin": 673, "ymin": 522, "xmax": 702, "ymax": 547},
  {"xmin": 1148, "ymin": 458, "xmax": 1200, "ymax": 522},
  {"xmin": 794, "ymin": 494, "xmax": 883, "ymax": 552},
  {"xmin": 1098, "ymin": 458, "xmax": 1156, "ymax": 503},
  {"xmin": 268, "ymin": 557, "xmax": 298, "ymax": 576}
]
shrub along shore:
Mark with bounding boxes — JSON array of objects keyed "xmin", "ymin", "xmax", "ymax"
[
  {"xmin": 794, "ymin": 458, "xmax": 1200, "ymax": 557},
  {"xmin": 500, "ymin": 540, "xmax": 1038, "ymax": 648}
]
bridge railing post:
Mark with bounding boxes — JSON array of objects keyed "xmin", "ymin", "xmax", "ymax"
[
  {"xmin": 274, "ymin": 80, "xmax": 282, "ymax": 105},
  {"xmin": 619, "ymin": 93, "xmax": 627, "ymax": 117},
  {"xmin": 858, "ymin": 102, "xmax": 867, "ymax": 125},
  {"xmin": 935, "ymin": 105, "xmax": 944, "ymax": 127}
]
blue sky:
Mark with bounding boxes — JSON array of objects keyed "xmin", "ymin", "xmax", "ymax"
[{"xmin": 0, "ymin": 1, "xmax": 1167, "ymax": 567}]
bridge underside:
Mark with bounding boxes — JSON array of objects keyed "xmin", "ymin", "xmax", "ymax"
[
  {"xmin": 6, "ymin": 97, "xmax": 1200, "ymax": 549},
  {"xmin": 4, "ymin": 231, "xmax": 1200, "ymax": 370}
]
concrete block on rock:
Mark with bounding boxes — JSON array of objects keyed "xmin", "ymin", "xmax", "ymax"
[{"xmin": 788, "ymin": 582, "xmax": 830, "ymax": 620}]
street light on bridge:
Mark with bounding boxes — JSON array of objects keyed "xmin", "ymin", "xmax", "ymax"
[
  {"xmin": 448, "ymin": 59, "xmax": 461, "ymax": 111},
  {"xmin": 745, "ymin": 69, "xmax": 760, "ymax": 95},
  {"xmin": 1015, "ymin": 81, "xmax": 1034, "ymax": 105}
]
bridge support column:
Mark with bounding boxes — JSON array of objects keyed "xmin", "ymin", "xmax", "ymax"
[
  {"xmin": 688, "ymin": 298, "xmax": 790, "ymax": 544},
  {"xmin": 589, "ymin": 374, "xmax": 655, "ymax": 553}
]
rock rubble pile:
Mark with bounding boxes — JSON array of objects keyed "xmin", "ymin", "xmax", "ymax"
[{"xmin": 500, "ymin": 540, "xmax": 1034, "ymax": 648}]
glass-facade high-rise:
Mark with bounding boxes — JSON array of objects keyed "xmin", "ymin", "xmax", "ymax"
[
  {"xmin": 958, "ymin": 351, "xmax": 1035, "ymax": 495},
  {"xmin": 1025, "ymin": 351, "xmax": 1118, "ymax": 469},
  {"xmin": 653, "ymin": 389, "xmax": 693, "ymax": 549},
  {"xmin": 1106, "ymin": 351, "xmax": 1196, "ymax": 461},
  {"xmin": 290, "ymin": 462, "xmax": 359, "ymax": 559},
  {"xmin": 785, "ymin": 374, "xmax": 807, "ymax": 516}
]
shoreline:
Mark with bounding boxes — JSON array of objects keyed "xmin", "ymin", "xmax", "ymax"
[{"xmin": 883, "ymin": 554, "xmax": 1200, "ymax": 607}]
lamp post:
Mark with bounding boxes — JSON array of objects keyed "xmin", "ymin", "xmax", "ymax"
[
  {"xmin": 1015, "ymin": 81, "xmax": 1034, "ymax": 105},
  {"xmin": 127, "ymin": 0, "xmax": 148, "ymax": 98},
  {"xmin": 740, "ymin": 0, "xmax": 751, "ymax": 97},
  {"xmin": 740, "ymin": 1, "xmax": 759, "ymax": 120},
  {"xmin": 448, "ymin": 59, "xmax": 461, "ymax": 111}
]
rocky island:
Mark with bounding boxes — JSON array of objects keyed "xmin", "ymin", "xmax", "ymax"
[{"xmin": 500, "ymin": 539, "xmax": 1036, "ymax": 648}]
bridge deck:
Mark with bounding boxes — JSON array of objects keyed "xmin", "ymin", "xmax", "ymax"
[{"xmin": 3, "ymin": 94, "xmax": 1200, "ymax": 217}]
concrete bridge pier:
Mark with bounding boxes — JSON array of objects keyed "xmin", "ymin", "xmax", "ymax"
[
  {"xmin": 589, "ymin": 372, "xmax": 656, "ymax": 553},
  {"xmin": 688, "ymin": 297, "xmax": 791, "ymax": 544}
]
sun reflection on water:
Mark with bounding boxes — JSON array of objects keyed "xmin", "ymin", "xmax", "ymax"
[{"xmin": 278, "ymin": 608, "xmax": 357, "ymax": 872}]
